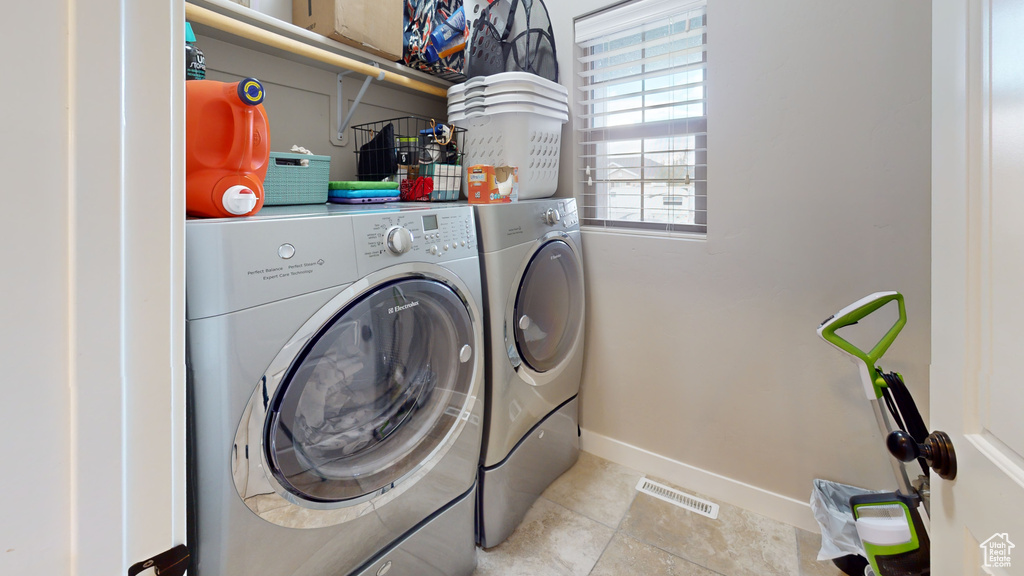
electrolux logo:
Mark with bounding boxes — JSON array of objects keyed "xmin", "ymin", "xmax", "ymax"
[
  {"xmin": 980, "ymin": 533, "xmax": 1014, "ymax": 571},
  {"xmin": 388, "ymin": 301, "xmax": 420, "ymax": 315},
  {"xmin": 550, "ymin": 253, "xmax": 562, "ymax": 261}
]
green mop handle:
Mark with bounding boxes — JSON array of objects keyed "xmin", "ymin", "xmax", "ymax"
[{"xmin": 817, "ymin": 291, "xmax": 906, "ymax": 399}]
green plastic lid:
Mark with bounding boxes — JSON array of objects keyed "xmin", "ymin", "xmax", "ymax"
[
  {"xmin": 329, "ymin": 181, "xmax": 401, "ymax": 190},
  {"xmin": 185, "ymin": 22, "xmax": 197, "ymax": 43}
]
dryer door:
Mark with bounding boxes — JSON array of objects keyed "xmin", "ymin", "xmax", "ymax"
[
  {"xmin": 264, "ymin": 278, "xmax": 475, "ymax": 505},
  {"xmin": 512, "ymin": 239, "xmax": 584, "ymax": 373}
]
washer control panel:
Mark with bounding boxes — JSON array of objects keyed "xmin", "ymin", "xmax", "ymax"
[
  {"xmin": 555, "ymin": 200, "xmax": 579, "ymax": 229},
  {"xmin": 352, "ymin": 208, "xmax": 476, "ymax": 271}
]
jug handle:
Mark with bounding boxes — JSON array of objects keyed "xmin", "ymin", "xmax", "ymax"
[
  {"xmin": 239, "ymin": 106, "xmax": 254, "ymax": 171},
  {"xmin": 234, "ymin": 78, "xmax": 265, "ymax": 171}
]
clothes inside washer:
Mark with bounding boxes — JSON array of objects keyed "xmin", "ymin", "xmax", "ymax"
[
  {"xmin": 291, "ymin": 311, "xmax": 436, "ymax": 463},
  {"xmin": 265, "ymin": 278, "xmax": 472, "ymax": 503}
]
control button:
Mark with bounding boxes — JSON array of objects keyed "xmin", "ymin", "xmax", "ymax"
[
  {"xmin": 461, "ymin": 240, "xmax": 466, "ymax": 247},
  {"xmin": 544, "ymin": 208, "xmax": 561, "ymax": 226},
  {"xmin": 278, "ymin": 243, "xmax": 296, "ymax": 259},
  {"xmin": 386, "ymin": 226, "xmax": 414, "ymax": 255},
  {"xmin": 444, "ymin": 244, "xmax": 450, "ymax": 251}
]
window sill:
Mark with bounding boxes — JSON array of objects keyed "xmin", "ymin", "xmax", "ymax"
[{"xmin": 580, "ymin": 225, "xmax": 706, "ymax": 242}]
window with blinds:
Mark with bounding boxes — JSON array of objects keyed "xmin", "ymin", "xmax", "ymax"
[{"xmin": 575, "ymin": 0, "xmax": 707, "ymax": 235}]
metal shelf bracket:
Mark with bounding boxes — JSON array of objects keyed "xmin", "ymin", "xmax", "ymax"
[{"xmin": 338, "ymin": 65, "xmax": 386, "ymax": 140}]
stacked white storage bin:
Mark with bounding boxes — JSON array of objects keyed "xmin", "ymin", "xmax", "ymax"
[{"xmin": 448, "ymin": 72, "xmax": 569, "ymax": 199}]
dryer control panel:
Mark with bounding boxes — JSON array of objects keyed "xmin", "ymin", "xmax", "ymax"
[
  {"xmin": 475, "ymin": 198, "xmax": 580, "ymax": 254},
  {"xmin": 351, "ymin": 207, "xmax": 477, "ymax": 272},
  {"xmin": 555, "ymin": 199, "xmax": 579, "ymax": 229}
]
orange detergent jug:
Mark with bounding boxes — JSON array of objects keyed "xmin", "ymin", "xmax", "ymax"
[{"xmin": 186, "ymin": 78, "xmax": 270, "ymax": 218}]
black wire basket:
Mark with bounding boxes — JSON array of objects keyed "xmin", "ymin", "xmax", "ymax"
[{"xmin": 352, "ymin": 117, "xmax": 465, "ymax": 201}]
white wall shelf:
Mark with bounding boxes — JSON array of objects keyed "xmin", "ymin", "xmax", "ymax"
[{"xmin": 186, "ymin": 0, "xmax": 452, "ymax": 98}]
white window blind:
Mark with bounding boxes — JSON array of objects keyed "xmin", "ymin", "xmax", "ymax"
[{"xmin": 575, "ymin": 0, "xmax": 707, "ymax": 235}]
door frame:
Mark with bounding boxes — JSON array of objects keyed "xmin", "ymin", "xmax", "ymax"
[
  {"xmin": 931, "ymin": 0, "xmax": 1024, "ymax": 571},
  {"xmin": 69, "ymin": 0, "xmax": 185, "ymax": 573}
]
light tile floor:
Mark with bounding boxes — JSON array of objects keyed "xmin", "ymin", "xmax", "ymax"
[{"xmin": 474, "ymin": 452, "xmax": 844, "ymax": 576}]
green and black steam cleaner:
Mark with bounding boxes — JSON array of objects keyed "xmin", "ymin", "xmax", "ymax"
[{"xmin": 818, "ymin": 291, "xmax": 956, "ymax": 576}]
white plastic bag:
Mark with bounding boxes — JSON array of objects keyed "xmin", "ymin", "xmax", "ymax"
[{"xmin": 810, "ymin": 479, "xmax": 886, "ymax": 561}]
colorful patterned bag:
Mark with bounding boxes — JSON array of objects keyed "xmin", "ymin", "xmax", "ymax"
[{"xmin": 403, "ymin": 0, "xmax": 467, "ymax": 81}]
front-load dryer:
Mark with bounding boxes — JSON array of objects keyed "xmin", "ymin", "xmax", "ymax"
[
  {"xmin": 474, "ymin": 198, "xmax": 585, "ymax": 548},
  {"xmin": 185, "ymin": 204, "xmax": 483, "ymax": 576}
]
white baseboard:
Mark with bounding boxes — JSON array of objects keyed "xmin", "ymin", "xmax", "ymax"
[{"xmin": 580, "ymin": 428, "xmax": 819, "ymax": 533}]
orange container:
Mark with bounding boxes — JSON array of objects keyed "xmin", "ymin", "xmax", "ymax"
[
  {"xmin": 186, "ymin": 78, "xmax": 270, "ymax": 218},
  {"xmin": 467, "ymin": 165, "xmax": 518, "ymax": 204}
]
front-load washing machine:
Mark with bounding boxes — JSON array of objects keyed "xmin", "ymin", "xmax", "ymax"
[
  {"xmin": 185, "ymin": 204, "xmax": 483, "ymax": 576},
  {"xmin": 474, "ymin": 198, "xmax": 585, "ymax": 548}
]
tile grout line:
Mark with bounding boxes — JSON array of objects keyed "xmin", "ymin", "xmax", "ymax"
[
  {"xmin": 598, "ymin": 528, "xmax": 732, "ymax": 576},
  {"xmin": 624, "ymin": 533, "xmax": 724, "ymax": 576},
  {"xmin": 627, "ymin": 476, "xmax": 811, "ymax": 576},
  {"xmin": 612, "ymin": 479, "xmax": 641, "ymax": 531},
  {"xmin": 794, "ymin": 526, "xmax": 803, "ymax": 576},
  {"xmin": 621, "ymin": 491, "xmax": 704, "ymax": 568},
  {"xmin": 510, "ymin": 456, "xmax": 816, "ymax": 576},
  {"xmin": 585, "ymin": 526, "xmax": 617, "ymax": 576},
  {"xmin": 616, "ymin": 491, "xmax": 740, "ymax": 576},
  {"xmin": 535, "ymin": 496, "xmax": 616, "ymax": 576},
  {"xmin": 583, "ymin": 468, "xmax": 643, "ymax": 575}
]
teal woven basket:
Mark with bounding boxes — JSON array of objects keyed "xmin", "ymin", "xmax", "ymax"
[{"xmin": 263, "ymin": 152, "xmax": 330, "ymax": 205}]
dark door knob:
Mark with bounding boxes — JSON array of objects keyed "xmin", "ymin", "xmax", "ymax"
[{"xmin": 886, "ymin": 430, "xmax": 957, "ymax": 480}]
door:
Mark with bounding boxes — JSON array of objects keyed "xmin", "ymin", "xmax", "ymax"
[
  {"xmin": 510, "ymin": 238, "xmax": 585, "ymax": 377},
  {"xmin": 235, "ymin": 277, "xmax": 478, "ymax": 524},
  {"xmin": 931, "ymin": 1, "xmax": 1024, "ymax": 573}
]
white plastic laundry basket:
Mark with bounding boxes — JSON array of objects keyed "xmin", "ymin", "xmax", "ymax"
[
  {"xmin": 461, "ymin": 92, "xmax": 566, "ymax": 114},
  {"xmin": 449, "ymin": 73, "xmax": 570, "ymax": 199},
  {"xmin": 449, "ymin": 90, "xmax": 567, "ymax": 117},
  {"xmin": 459, "ymin": 105, "xmax": 568, "ymax": 198},
  {"xmin": 459, "ymin": 83, "xmax": 568, "ymax": 105}
]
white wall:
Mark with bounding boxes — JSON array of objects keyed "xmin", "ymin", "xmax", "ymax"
[
  {"xmin": 2, "ymin": 1, "xmax": 184, "ymax": 573},
  {"xmin": 0, "ymin": 0, "xmax": 70, "ymax": 573},
  {"xmin": 248, "ymin": 0, "xmax": 292, "ymax": 23},
  {"xmin": 546, "ymin": 0, "xmax": 932, "ymax": 525}
]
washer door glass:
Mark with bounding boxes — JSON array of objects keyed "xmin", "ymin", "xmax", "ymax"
[
  {"xmin": 266, "ymin": 278, "xmax": 474, "ymax": 503},
  {"xmin": 513, "ymin": 240, "xmax": 583, "ymax": 373}
]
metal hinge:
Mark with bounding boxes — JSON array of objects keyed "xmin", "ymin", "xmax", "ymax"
[{"xmin": 128, "ymin": 544, "xmax": 189, "ymax": 576}]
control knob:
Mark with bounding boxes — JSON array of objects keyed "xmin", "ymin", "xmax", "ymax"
[
  {"xmin": 386, "ymin": 226, "xmax": 414, "ymax": 255},
  {"xmin": 544, "ymin": 208, "xmax": 561, "ymax": 226}
]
